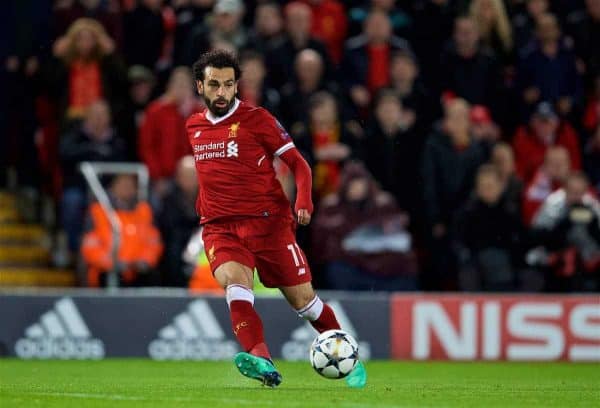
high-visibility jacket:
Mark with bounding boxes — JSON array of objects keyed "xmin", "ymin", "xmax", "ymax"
[
  {"xmin": 81, "ymin": 202, "xmax": 163, "ymax": 287},
  {"xmin": 188, "ymin": 251, "xmax": 224, "ymax": 294}
]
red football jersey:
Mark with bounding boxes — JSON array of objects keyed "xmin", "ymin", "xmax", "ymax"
[{"xmin": 186, "ymin": 99, "xmax": 296, "ymax": 224}]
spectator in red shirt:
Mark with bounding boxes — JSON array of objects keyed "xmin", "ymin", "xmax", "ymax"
[
  {"xmin": 302, "ymin": 0, "xmax": 347, "ymax": 64},
  {"xmin": 341, "ymin": 9, "xmax": 412, "ymax": 113},
  {"xmin": 48, "ymin": 18, "xmax": 127, "ymax": 123},
  {"xmin": 522, "ymin": 145, "xmax": 571, "ymax": 225},
  {"xmin": 513, "ymin": 101, "xmax": 581, "ymax": 183},
  {"xmin": 138, "ymin": 67, "xmax": 203, "ymax": 200}
]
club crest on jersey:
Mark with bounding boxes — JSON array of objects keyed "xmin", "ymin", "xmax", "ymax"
[
  {"xmin": 228, "ymin": 122, "xmax": 240, "ymax": 138},
  {"xmin": 208, "ymin": 245, "xmax": 216, "ymax": 263}
]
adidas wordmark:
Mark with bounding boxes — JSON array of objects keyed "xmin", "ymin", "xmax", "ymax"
[
  {"xmin": 148, "ymin": 299, "xmax": 238, "ymax": 360},
  {"xmin": 15, "ymin": 297, "xmax": 105, "ymax": 359}
]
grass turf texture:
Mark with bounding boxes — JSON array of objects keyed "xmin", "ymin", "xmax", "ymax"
[{"xmin": 1, "ymin": 360, "xmax": 598, "ymax": 407}]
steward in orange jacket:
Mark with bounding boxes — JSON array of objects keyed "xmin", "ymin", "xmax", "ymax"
[{"xmin": 81, "ymin": 175, "xmax": 163, "ymax": 286}]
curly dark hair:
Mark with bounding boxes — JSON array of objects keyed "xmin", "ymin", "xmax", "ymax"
[{"xmin": 192, "ymin": 49, "xmax": 241, "ymax": 82}]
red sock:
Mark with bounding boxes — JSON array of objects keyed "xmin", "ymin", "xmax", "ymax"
[
  {"xmin": 229, "ymin": 300, "xmax": 271, "ymax": 360},
  {"xmin": 310, "ymin": 303, "xmax": 341, "ymax": 333}
]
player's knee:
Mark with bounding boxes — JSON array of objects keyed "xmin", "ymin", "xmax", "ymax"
[{"xmin": 214, "ymin": 262, "xmax": 253, "ymax": 288}]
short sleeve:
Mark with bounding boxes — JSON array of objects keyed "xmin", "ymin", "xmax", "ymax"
[{"xmin": 256, "ymin": 108, "xmax": 295, "ymax": 157}]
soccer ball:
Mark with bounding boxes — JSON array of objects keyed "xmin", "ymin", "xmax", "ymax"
[{"xmin": 309, "ymin": 329, "xmax": 359, "ymax": 379}]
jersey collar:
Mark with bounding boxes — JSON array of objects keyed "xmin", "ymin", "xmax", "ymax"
[{"xmin": 205, "ymin": 98, "xmax": 240, "ymax": 125}]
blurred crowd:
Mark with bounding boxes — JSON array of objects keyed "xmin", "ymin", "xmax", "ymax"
[{"xmin": 1, "ymin": 0, "xmax": 599, "ymax": 292}]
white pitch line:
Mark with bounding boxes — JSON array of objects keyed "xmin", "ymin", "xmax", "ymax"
[
  {"xmin": 30, "ymin": 391, "xmax": 406, "ymax": 408},
  {"xmin": 217, "ymin": 398, "xmax": 405, "ymax": 408},
  {"xmin": 29, "ymin": 391, "xmax": 193, "ymax": 402}
]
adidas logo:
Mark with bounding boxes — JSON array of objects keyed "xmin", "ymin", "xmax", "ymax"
[
  {"xmin": 281, "ymin": 300, "xmax": 371, "ymax": 361},
  {"xmin": 15, "ymin": 297, "xmax": 105, "ymax": 359},
  {"xmin": 148, "ymin": 299, "xmax": 238, "ymax": 360}
]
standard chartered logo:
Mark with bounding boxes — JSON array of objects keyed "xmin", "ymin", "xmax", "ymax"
[
  {"xmin": 15, "ymin": 297, "xmax": 105, "ymax": 359},
  {"xmin": 148, "ymin": 299, "xmax": 238, "ymax": 360},
  {"xmin": 192, "ymin": 140, "xmax": 239, "ymax": 160},
  {"xmin": 226, "ymin": 140, "xmax": 239, "ymax": 157}
]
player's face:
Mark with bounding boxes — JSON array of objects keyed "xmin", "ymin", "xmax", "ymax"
[{"xmin": 197, "ymin": 67, "xmax": 238, "ymax": 117}]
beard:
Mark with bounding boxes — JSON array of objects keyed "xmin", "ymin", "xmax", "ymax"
[{"xmin": 204, "ymin": 95, "xmax": 235, "ymax": 117}]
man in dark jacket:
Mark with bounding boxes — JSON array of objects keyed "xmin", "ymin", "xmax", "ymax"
[
  {"xmin": 517, "ymin": 13, "xmax": 582, "ymax": 120},
  {"xmin": 439, "ymin": 16, "xmax": 500, "ymax": 113},
  {"xmin": 363, "ymin": 88, "xmax": 425, "ymax": 229},
  {"xmin": 59, "ymin": 100, "xmax": 127, "ymax": 253},
  {"xmin": 123, "ymin": 0, "xmax": 165, "ymax": 70},
  {"xmin": 565, "ymin": 0, "xmax": 600, "ymax": 89},
  {"xmin": 421, "ymin": 98, "xmax": 490, "ymax": 289},
  {"xmin": 157, "ymin": 155, "xmax": 200, "ymax": 287},
  {"xmin": 455, "ymin": 165, "xmax": 524, "ymax": 291}
]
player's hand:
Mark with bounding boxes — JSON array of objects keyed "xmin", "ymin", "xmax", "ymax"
[{"xmin": 297, "ymin": 209, "xmax": 311, "ymax": 226}]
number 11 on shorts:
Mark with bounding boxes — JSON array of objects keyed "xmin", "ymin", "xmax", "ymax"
[{"xmin": 287, "ymin": 243, "xmax": 306, "ymax": 273}]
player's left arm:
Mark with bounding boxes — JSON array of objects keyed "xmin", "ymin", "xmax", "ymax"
[
  {"xmin": 279, "ymin": 148, "xmax": 313, "ymax": 226},
  {"xmin": 256, "ymin": 109, "xmax": 314, "ymax": 225}
]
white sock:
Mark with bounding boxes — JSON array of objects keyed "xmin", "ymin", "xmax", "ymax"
[
  {"xmin": 296, "ymin": 295, "xmax": 323, "ymax": 321},
  {"xmin": 226, "ymin": 284, "xmax": 254, "ymax": 307}
]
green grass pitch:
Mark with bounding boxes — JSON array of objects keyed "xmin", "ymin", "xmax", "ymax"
[{"xmin": 0, "ymin": 359, "xmax": 598, "ymax": 407}]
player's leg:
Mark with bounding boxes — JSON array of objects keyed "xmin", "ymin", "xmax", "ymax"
[
  {"xmin": 280, "ymin": 281, "xmax": 367, "ymax": 387},
  {"xmin": 214, "ymin": 261, "xmax": 270, "ymax": 358},
  {"xmin": 279, "ymin": 282, "xmax": 341, "ymax": 333},
  {"xmin": 214, "ymin": 261, "xmax": 281, "ymax": 387}
]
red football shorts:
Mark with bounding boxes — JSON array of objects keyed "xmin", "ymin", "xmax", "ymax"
[{"xmin": 201, "ymin": 216, "xmax": 312, "ymax": 288}]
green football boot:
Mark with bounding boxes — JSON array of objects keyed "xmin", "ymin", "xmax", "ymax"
[
  {"xmin": 345, "ymin": 360, "xmax": 367, "ymax": 388},
  {"xmin": 234, "ymin": 352, "xmax": 282, "ymax": 388}
]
